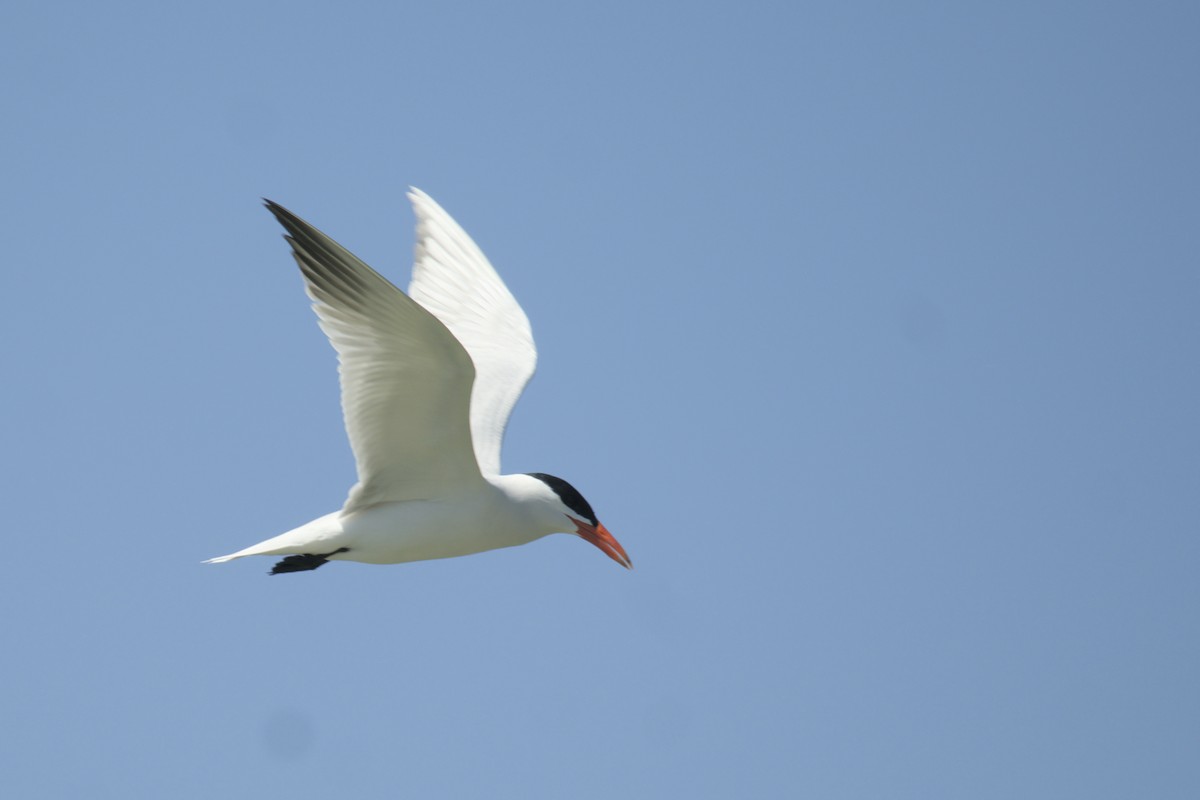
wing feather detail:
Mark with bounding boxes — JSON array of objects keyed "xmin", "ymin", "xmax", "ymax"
[
  {"xmin": 406, "ymin": 188, "xmax": 537, "ymax": 477},
  {"xmin": 264, "ymin": 200, "xmax": 483, "ymax": 510}
]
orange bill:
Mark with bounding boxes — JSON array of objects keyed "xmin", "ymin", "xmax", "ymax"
[{"xmin": 570, "ymin": 516, "xmax": 632, "ymax": 569}]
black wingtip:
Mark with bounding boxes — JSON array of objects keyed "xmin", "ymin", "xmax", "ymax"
[
  {"xmin": 262, "ymin": 198, "xmax": 292, "ymax": 224},
  {"xmin": 261, "ymin": 199, "xmax": 321, "ymax": 246}
]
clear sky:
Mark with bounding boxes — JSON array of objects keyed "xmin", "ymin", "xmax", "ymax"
[{"xmin": 2, "ymin": 1, "xmax": 1197, "ymax": 797}]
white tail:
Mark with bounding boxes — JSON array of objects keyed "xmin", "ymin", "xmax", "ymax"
[{"xmin": 203, "ymin": 512, "xmax": 344, "ymax": 565}]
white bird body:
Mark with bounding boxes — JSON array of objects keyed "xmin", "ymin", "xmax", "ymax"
[
  {"xmin": 206, "ymin": 189, "xmax": 630, "ymax": 574},
  {"xmin": 209, "ymin": 474, "xmax": 567, "ymax": 565}
]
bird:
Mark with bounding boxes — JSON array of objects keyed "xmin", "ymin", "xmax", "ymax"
[{"xmin": 205, "ymin": 189, "xmax": 630, "ymax": 575}]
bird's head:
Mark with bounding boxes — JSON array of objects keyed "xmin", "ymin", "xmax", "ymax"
[{"xmin": 525, "ymin": 472, "xmax": 632, "ymax": 569}]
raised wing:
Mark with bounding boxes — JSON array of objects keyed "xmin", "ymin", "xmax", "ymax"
[
  {"xmin": 264, "ymin": 200, "xmax": 484, "ymax": 510},
  {"xmin": 406, "ymin": 188, "xmax": 537, "ymax": 477}
]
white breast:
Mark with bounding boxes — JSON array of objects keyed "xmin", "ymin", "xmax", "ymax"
[{"xmin": 336, "ymin": 483, "xmax": 550, "ymax": 564}]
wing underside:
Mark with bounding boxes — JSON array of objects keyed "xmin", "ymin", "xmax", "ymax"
[
  {"xmin": 264, "ymin": 200, "xmax": 484, "ymax": 509},
  {"xmin": 406, "ymin": 189, "xmax": 537, "ymax": 477}
]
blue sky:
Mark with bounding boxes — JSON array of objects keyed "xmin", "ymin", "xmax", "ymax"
[{"xmin": 2, "ymin": 1, "xmax": 1198, "ymax": 797}]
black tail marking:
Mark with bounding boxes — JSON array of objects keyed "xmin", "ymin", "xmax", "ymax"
[{"xmin": 269, "ymin": 547, "xmax": 350, "ymax": 575}]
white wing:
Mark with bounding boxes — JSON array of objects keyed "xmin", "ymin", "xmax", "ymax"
[
  {"xmin": 406, "ymin": 188, "xmax": 537, "ymax": 477},
  {"xmin": 265, "ymin": 200, "xmax": 484, "ymax": 511}
]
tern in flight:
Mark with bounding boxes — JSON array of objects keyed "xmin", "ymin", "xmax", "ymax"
[{"xmin": 206, "ymin": 189, "xmax": 630, "ymax": 575}]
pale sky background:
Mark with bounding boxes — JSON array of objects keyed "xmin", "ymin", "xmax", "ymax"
[{"xmin": 2, "ymin": 2, "xmax": 1197, "ymax": 798}]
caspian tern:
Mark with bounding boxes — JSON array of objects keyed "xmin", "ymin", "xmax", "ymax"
[{"xmin": 206, "ymin": 189, "xmax": 631, "ymax": 575}]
